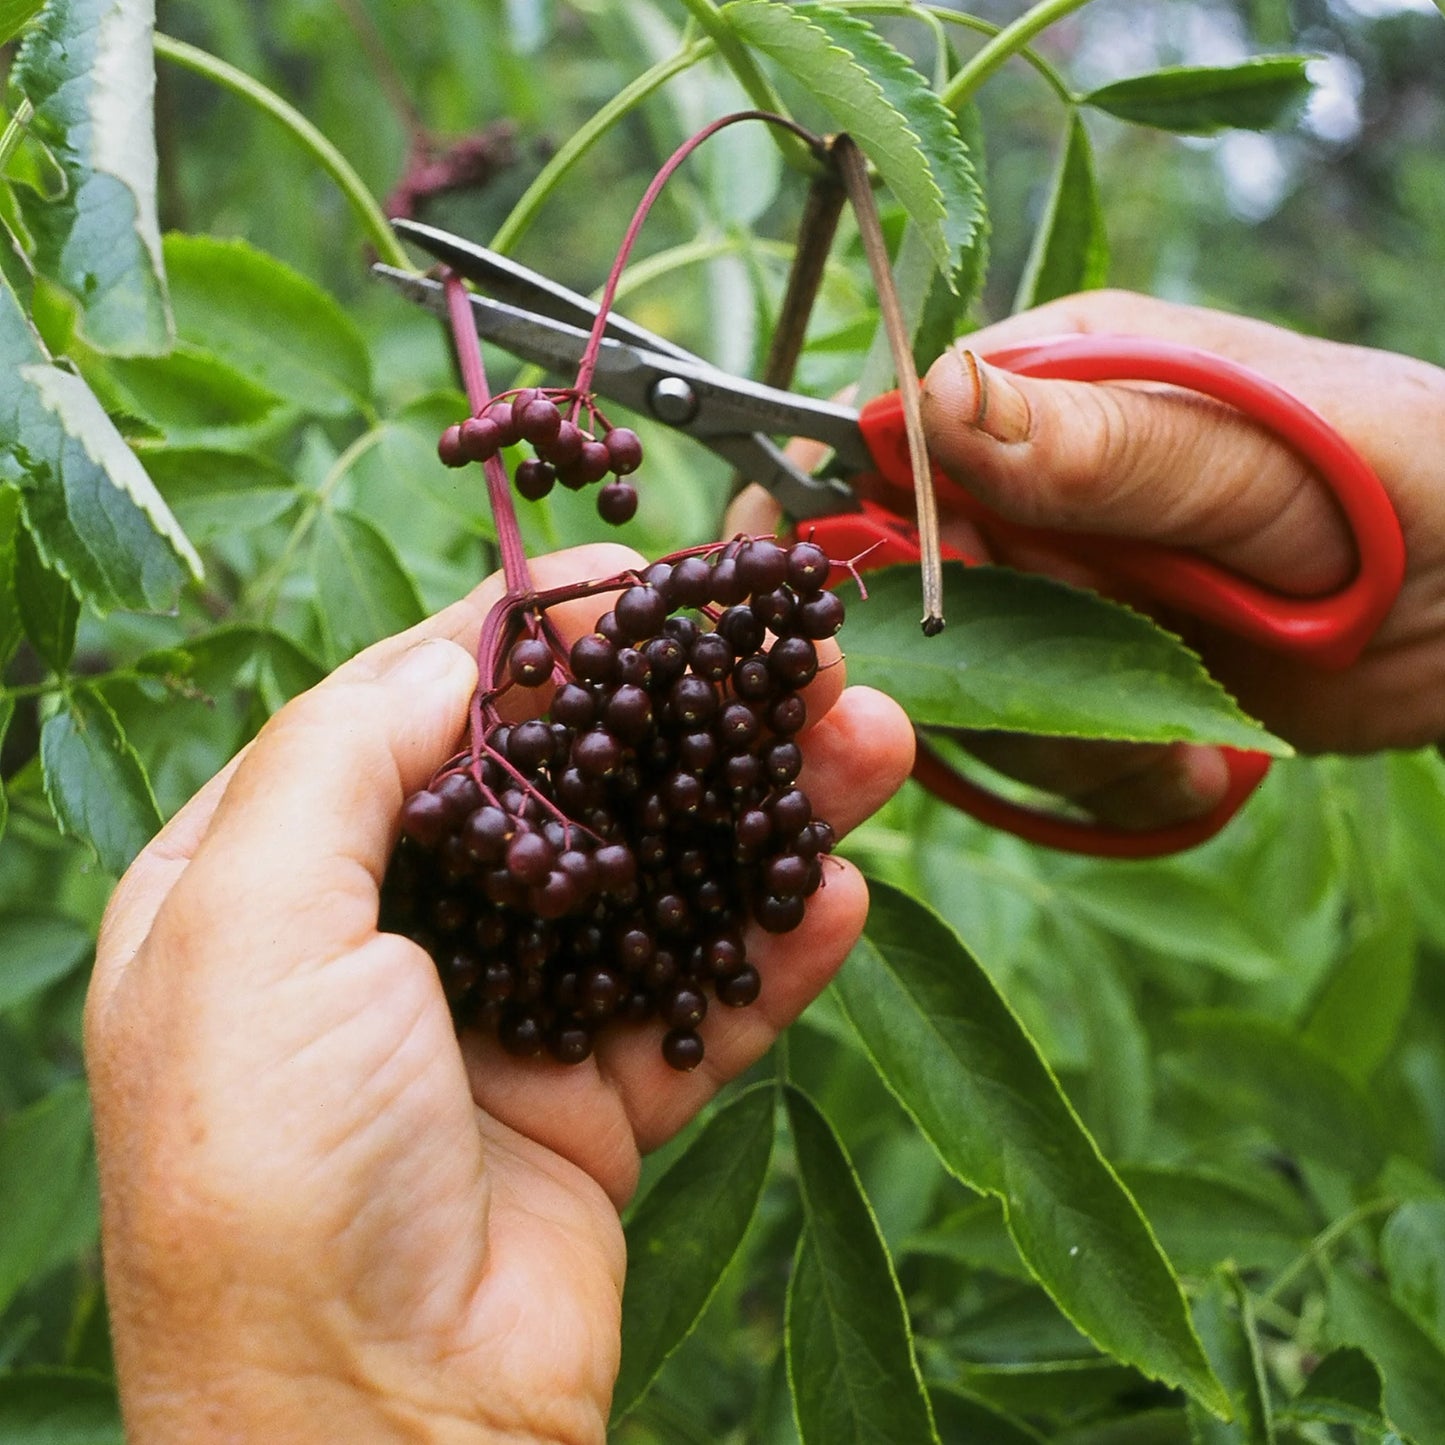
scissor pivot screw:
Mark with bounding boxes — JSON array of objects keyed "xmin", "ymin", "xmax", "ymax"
[{"xmin": 650, "ymin": 376, "xmax": 699, "ymax": 425}]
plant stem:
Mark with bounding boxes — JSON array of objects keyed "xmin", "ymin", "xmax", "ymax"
[
  {"xmin": 489, "ymin": 39, "xmax": 714, "ymax": 255},
  {"xmin": 837, "ymin": 2, "xmax": 1075, "ymax": 105},
  {"xmin": 572, "ymin": 111, "xmax": 826, "ymax": 406},
  {"xmin": 0, "ymin": 98, "xmax": 34, "ymax": 173},
  {"xmin": 759, "ymin": 162, "xmax": 848, "ymax": 393},
  {"xmin": 941, "ymin": 0, "xmax": 1096, "ymax": 108},
  {"xmin": 443, "ymin": 272, "xmax": 531, "ymax": 596},
  {"xmin": 834, "ymin": 135, "xmax": 944, "ymax": 634},
  {"xmin": 1257, "ymin": 1196, "xmax": 1399, "ymax": 1309},
  {"xmin": 673, "ymin": 0, "xmax": 816, "ymax": 172},
  {"xmin": 152, "ymin": 33, "xmax": 409, "ymax": 270}
]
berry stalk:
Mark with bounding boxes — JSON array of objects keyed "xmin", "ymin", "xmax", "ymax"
[
  {"xmin": 571, "ymin": 110, "xmax": 827, "ymax": 407},
  {"xmin": 443, "ymin": 270, "xmax": 534, "ymax": 596}
]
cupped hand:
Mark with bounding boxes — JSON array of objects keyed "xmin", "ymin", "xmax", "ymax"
[
  {"xmin": 86, "ymin": 543, "xmax": 915, "ymax": 1444},
  {"xmin": 735, "ymin": 294, "xmax": 1445, "ymax": 831}
]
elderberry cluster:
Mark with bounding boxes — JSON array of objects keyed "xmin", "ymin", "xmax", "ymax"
[
  {"xmin": 379, "ymin": 537, "xmax": 845, "ymax": 1070},
  {"xmin": 437, "ymin": 387, "xmax": 643, "ymax": 525}
]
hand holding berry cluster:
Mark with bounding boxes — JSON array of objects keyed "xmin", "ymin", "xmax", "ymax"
[
  {"xmin": 380, "ymin": 536, "xmax": 850, "ymax": 1071},
  {"xmin": 437, "ymin": 386, "xmax": 644, "ymax": 524}
]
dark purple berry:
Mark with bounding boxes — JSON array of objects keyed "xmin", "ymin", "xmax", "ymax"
[
  {"xmin": 438, "ymin": 424, "xmax": 466, "ymax": 467},
  {"xmin": 598, "ymin": 482, "xmax": 638, "ymax": 525},
  {"xmin": 799, "ymin": 591, "xmax": 845, "ymax": 639},
  {"xmin": 736, "ymin": 539, "xmax": 789, "ymax": 592},
  {"xmin": 662, "ymin": 1028, "xmax": 705, "ymax": 1071},
  {"xmin": 514, "ymin": 457, "xmax": 556, "ymax": 501},
  {"xmin": 508, "ymin": 636, "xmax": 555, "ymax": 687},
  {"xmin": 604, "ymin": 426, "xmax": 643, "ymax": 475}
]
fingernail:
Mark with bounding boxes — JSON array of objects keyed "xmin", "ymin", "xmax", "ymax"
[{"xmin": 952, "ymin": 348, "xmax": 1032, "ymax": 444}]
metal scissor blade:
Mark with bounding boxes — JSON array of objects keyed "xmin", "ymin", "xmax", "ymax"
[
  {"xmin": 372, "ymin": 264, "xmax": 868, "ymax": 517},
  {"xmin": 392, "ymin": 218, "xmax": 692, "ymax": 362}
]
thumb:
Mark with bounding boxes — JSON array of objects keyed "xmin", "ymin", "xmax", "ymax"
[
  {"xmin": 919, "ymin": 343, "xmax": 1356, "ymax": 596},
  {"xmin": 97, "ymin": 636, "xmax": 478, "ymax": 1009}
]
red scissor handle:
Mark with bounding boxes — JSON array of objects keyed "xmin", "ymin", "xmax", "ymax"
[{"xmin": 801, "ymin": 334, "xmax": 1407, "ymax": 858}]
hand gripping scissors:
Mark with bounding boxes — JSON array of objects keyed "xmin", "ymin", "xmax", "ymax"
[{"xmin": 375, "ymin": 219, "xmax": 1406, "ymax": 859}]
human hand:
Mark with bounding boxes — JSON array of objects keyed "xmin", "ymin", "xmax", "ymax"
[
  {"xmin": 86, "ymin": 543, "xmax": 915, "ymax": 1444},
  {"xmin": 733, "ymin": 293, "xmax": 1445, "ymax": 830}
]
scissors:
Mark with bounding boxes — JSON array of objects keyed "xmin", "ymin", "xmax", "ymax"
[{"xmin": 375, "ymin": 218, "xmax": 1406, "ymax": 859}]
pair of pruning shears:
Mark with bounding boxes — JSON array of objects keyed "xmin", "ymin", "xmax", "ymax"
[{"xmin": 374, "ymin": 218, "xmax": 1407, "ymax": 859}]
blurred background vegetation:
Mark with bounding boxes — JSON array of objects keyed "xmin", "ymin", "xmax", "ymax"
[{"xmin": 3, "ymin": 1, "xmax": 1445, "ymax": 1439}]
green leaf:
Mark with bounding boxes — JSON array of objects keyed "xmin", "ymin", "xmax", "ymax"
[
  {"xmin": 0, "ymin": 1369, "xmax": 121, "ymax": 1443},
  {"xmin": 0, "ymin": 0, "xmax": 45, "ymax": 47},
  {"xmin": 1304, "ymin": 905, "xmax": 1415, "ymax": 1082},
  {"xmin": 14, "ymin": 522, "xmax": 78, "ymax": 671},
  {"xmin": 1015, "ymin": 112, "xmax": 1108, "ymax": 311},
  {"xmin": 1120, "ymin": 1166, "xmax": 1311, "ymax": 1277},
  {"xmin": 928, "ymin": 1384, "xmax": 1046, "ymax": 1444},
  {"xmin": 0, "ymin": 1081, "xmax": 94, "ymax": 1317},
  {"xmin": 1285, "ymin": 1347, "xmax": 1387, "ymax": 1432},
  {"xmin": 1082, "ymin": 58, "xmax": 1315, "ymax": 136},
  {"xmin": 139, "ymin": 448, "xmax": 298, "ymax": 544},
  {"xmin": 0, "ymin": 279, "xmax": 202, "ymax": 612},
  {"xmin": 722, "ymin": 1, "xmax": 979, "ymax": 275},
  {"xmin": 1165, "ymin": 1011, "xmax": 1386, "ymax": 1181},
  {"xmin": 1063, "ymin": 866, "xmax": 1285, "ymax": 983},
  {"xmin": 1187, "ymin": 1266, "xmax": 1274, "ymax": 1444},
  {"xmin": 40, "ymin": 684, "xmax": 162, "ymax": 875},
  {"xmin": 1327, "ymin": 1269, "xmax": 1445, "ymax": 1443},
  {"xmin": 613, "ymin": 1085, "xmax": 776, "ymax": 1422},
  {"xmin": 784, "ymin": 1085, "xmax": 939, "ymax": 1445},
  {"xmin": 98, "ymin": 344, "xmax": 286, "ymax": 443},
  {"xmin": 163, "ymin": 234, "xmax": 371, "ymax": 418},
  {"xmin": 10, "ymin": 0, "xmax": 171, "ymax": 354},
  {"xmin": 310, "ymin": 507, "xmax": 425, "ymax": 664},
  {"xmin": 1381, "ymin": 1201, "xmax": 1445, "ymax": 1345},
  {"xmin": 0, "ymin": 694, "xmax": 12, "ymax": 843},
  {"xmin": 835, "ymin": 882, "xmax": 1229, "ymax": 1416},
  {"xmin": 0, "ymin": 911, "xmax": 91, "ymax": 1012},
  {"xmin": 0, "ymin": 486, "xmax": 22, "ymax": 669},
  {"xmin": 837, "ymin": 564, "xmax": 1286, "ymax": 753}
]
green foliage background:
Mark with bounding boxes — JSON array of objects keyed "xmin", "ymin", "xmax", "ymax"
[{"xmin": 2, "ymin": 0, "xmax": 1444, "ymax": 1440}]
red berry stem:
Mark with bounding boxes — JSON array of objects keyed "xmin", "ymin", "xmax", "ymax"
[
  {"xmin": 443, "ymin": 269, "xmax": 534, "ymax": 597},
  {"xmin": 571, "ymin": 110, "xmax": 827, "ymax": 409}
]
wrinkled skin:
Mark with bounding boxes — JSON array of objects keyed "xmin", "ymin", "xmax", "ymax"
[{"xmin": 87, "ymin": 543, "xmax": 916, "ymax": 1443}]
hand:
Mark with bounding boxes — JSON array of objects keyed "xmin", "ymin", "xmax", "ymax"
[
  {"xmin": 734, "ymin": 293, "xmax": 1445, "ymax": 830},
  {"xmin": 86, "ymin": 543, "xmax": 915, "ymax": 1444}
]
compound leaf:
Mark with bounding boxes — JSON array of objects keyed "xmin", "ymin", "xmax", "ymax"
[
  {"xmin": 310, "ymin": 507, "xmax": 425, "ymax": 664},
  {"xmin": 838, "ymin": 564, "xmax": 1286, "ymax": 753},
  {"xmin": 723, "ymin": 0, "xmax": 978, "ymax": 275},
  {"xmin": 1164, "ymin": 1011, "xmax": 1385, "ymax": 1181},
  {"xmin": 834, "ymin": 882, "xmax": 1229, "ymax": 1416},
  {"xmin": 1016, "ymin": 111, "xmax": 1107, "ymax": 310},
  {"xmin": 613, "ymin": 1085, "xmax": 776, "ymax": 1422},
  {"xmin": 1083, "ymin": 58, "xmax": 1314, "ymax": 136},
  {"xmin": 10, "ymin": 0, "xmax": 171, "ymax": 354},
  {"xmin": 1327, "ymin": 1269, "xmax": 1445, "ymax": 1443},
  {"xmin": 40, "ymin": 683, "xmax": 162, "ymax": 874},
  {"xmin": 0, "ymin": 278, "xmax": 201, "ymax": 612},
  {"xmin": 164, "ymin": 234, "xmax": 371, "ymax": 417},
  {"xmin": 14, "ymin": 520, "xmax": 78, "ymax": 670},
  {"xmin": 785, "ymin": 1085, "xmax": 939, "ymax": 1445}
]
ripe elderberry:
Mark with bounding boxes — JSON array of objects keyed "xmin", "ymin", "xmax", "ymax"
[
  {"xmin": 437, "ymin": 384, "xmax": 649, "ymax": 526},
  {"xmin": 379, "ymin": 538, "xmax": 848, "ymax": 1071}
]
